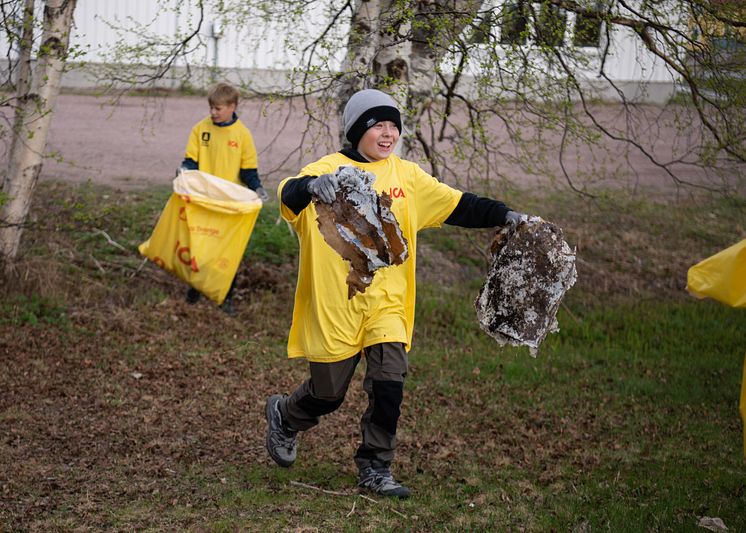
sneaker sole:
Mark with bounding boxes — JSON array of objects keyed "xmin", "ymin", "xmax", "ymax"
[{"xmin": 358, "ymin": 486, "xmax": 411, "ymax": 499}]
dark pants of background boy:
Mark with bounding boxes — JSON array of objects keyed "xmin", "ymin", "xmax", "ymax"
[{"xmin": 280, "ymin": 342, "xmax": 408, "ymax": 469}]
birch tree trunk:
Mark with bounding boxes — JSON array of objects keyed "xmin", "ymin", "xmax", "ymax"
[
  {"xmin": 404, "ymin": 0, "xmax": 482, "ymax": 159},
  {"xmin": 408, "ymin": 0, "xmax": 482, "ymax": 102},
  {"xmin": 336, "ymin": 0, "xmax": 410, "ymax": 146},
  {"xmin": 336, "ymin": 0, "xmax": 480, "ymax": 159},
  {"xmin": 0, "ymin": 0, "xmax": 77, "ymax": 273},
  {"xmin": 2, "ymin": 0, "xmax": 35, "ymax": 193}
]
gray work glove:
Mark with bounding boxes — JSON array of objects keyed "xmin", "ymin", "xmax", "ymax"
[
  {"xmin": 307, "ymin": 173, "xmax": 339, "ymax": 203},
  {"xmin": 504, "ymin": 210, "xmax": 528, "ymax": 227},
  {"xmin": 255, "ymin": 186, "xmax": 269, "ymax": 202}
]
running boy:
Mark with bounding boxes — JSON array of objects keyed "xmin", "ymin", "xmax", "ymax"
[
  {"xmin": 180, "ymin": 82, "xmax": 267, "ymax": 314},
  {"xmin": 265, "ymin": 89, "xmax": 528, "ymax": 498}
]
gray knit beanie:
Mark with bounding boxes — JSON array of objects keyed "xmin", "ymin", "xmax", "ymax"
[{"xmin": 343, "ymin": 89, "xmax": 402, "ymax": 148}]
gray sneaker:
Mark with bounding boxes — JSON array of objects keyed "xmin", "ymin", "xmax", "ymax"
[
  {"xmin": 265, "ymin": 394, "xmax": 297, "ymax": 467},
  {"xmin": 358, "ymin": 466, "xmax": 411, "ymax": 498}
]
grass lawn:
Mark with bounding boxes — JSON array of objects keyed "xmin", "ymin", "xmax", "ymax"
[{"xmin": 0, "ymin": 181, "xmax": 744, "ymax": 532}]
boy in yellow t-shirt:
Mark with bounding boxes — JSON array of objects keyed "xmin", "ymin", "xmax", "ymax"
[
  {"xmin": 180, "ymin": 82, "xmax": 267, "ymax": 315},
  {"xmin": 264, "ymin": 89, "xmax": 528, "ymax": 498}
]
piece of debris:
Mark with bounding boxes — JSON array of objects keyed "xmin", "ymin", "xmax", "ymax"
[
  {"xmin": 475, "ymin": 216, "xmax": 577, "ymax": 356},
  {"xmin": 698, "ymin": 517, "xmax": 728, "ymax": 532},
  {"xmin": 314, "ymin": 166, "xmax": 409, "ymax": 298}
]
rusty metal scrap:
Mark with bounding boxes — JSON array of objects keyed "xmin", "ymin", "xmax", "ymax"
[
  {"xmin": 314, "ymin": 166, "xmax": 409, "ymax": 298},
  {"xmin": 475, "ymin": 217, "xmax": 577, "ymax": 356}
]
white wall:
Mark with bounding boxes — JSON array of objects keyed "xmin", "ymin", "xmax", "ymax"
[
  {"xmin": 68, "ymin": 0, "xmax": 350, "ymax": 71},
  {"xmin": 0, "ymin": 0, "xmax": 678, "ymax": 103}
]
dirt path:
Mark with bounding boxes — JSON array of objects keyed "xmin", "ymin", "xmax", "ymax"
[
  {"xmin": 3, "ymin": 92, "xmax": 740, "ymax": 196},
  {"xmin": 34, "ymin": 93, "xmax": 325, "ymax": 192}
]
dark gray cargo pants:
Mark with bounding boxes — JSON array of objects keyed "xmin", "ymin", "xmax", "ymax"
[{"xmin": 280, "ymin": 342, "xmax": 408, "ymax": 470}]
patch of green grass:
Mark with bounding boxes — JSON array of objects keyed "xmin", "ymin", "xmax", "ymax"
[
  {"xmin": 129, "ymin": 286, "xmax": 171, "ymax": 307},
  {"xmin": 407, "ymin": 281, "xmax": 745, "ymax": 531},
  {"xmin": 245, "ymin": 200, "xmax": 299, "ymax": 265},
  {"xmin": 0, "ymin": 294, "xmax": 69, "ymax": 327},
  {"xmin": 35, "ymin": 181, "xmax": 171, "ymax": 249}
]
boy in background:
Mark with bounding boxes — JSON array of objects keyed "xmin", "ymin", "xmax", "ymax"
[
  {"xmin": 265, "ymin": 88, "xmax": 528, "ymax": 498},
  {"xmin": 180, "ymin": 82, "xmax": 267, "ymax": 315}
]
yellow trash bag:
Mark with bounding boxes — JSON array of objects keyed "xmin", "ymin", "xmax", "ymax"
[
  {"xmin": 686, "ymin": 238, "xmax": 746, "ymax": 458},
  {"xmin": 139, "ymin": 170, "xmax": 262, "ymax": 304},
  {"xmin": 687, "ymin": 238, "xmax": 746, "ymax": 308}
]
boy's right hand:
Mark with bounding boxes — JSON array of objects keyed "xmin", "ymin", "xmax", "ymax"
[
  {"xmin": 255, "ymin": 186, "xmax": 269, "ymax": 202},
  {"xmin": 307, "ymin": 173, "xmax": 339, "ymax": 203}
]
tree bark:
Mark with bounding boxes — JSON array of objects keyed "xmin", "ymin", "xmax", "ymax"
[
  {"xmin": 404, "ymin": 0, "xmax": 482, "ymax": 158},
  {"xmin": 336, "ymin": 0, "xmax": 410, "ymax": 146},
  {"xmin": 2, "ymin": 0, "xmax": 35, "ymax": 193},
  {"xmin": 1, "ymin": 0, "xmax": 77, "ymax": 273},
  {"xmin": 336, "ymin": 0, "xmax": 481, "ymax": 159}
]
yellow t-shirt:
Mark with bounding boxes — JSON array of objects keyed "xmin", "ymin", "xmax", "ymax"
[
  {"xmin": 278, "ymin": 152, "xmax": 462, "ymax": 363},
  {"xmin": 184, "ymin": 117, "xmax": 258, "ymax": 184}
]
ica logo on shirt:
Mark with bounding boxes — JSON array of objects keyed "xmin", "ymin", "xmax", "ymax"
[
  {"xmin": 228, "ymin": 140, "xmax": 238, "ymax": 148},
  {"xmin": 388, "ymin": 187, "xmax": 406, "ymax": 199}
]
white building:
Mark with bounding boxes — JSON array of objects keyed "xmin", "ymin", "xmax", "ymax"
[{"xmin": 1, "ymin": 0, "xmax": 680, "ymax": 103}]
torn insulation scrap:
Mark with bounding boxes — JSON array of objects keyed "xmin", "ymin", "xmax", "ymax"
[
  {"xmin": 313, "ymin": 166, "xmax": 409, "ymax": 298},
  {"xmin": 475, "ymin": 216, "xmax": 577, "ymax": 356}
]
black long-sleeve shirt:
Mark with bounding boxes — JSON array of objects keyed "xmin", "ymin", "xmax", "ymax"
[{"xmin": 280, "ymin": 149, "xmax": 513, "ymax": 227}]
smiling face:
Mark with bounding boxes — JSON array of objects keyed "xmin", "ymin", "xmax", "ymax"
[
  {"xmin": 209, "ymin": 102, "xmax": 236, "ymax": 124},
  {"xmin": 357, "ymin": 120, "xmax": 400, "ymax": 162}
]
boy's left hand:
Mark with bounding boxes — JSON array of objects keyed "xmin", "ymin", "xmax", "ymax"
[{"xmin": 505, "ymin": 211, "xmax": 528, "ymax": 227}]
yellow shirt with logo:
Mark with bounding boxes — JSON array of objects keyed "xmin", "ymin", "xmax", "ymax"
[
  {"xmin": 278, "ymin": 152, "xmax": 462, "ymax": 363},
  {"xmin": 184, "ymin": 117, "xmax": 258, "ymax": 184}
]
